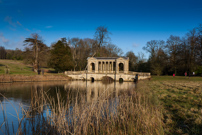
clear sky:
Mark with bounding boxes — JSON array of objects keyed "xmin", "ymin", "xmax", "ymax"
[{"xmin": 0, "ymin": 0, "xmax": 202, "ymax": 58}]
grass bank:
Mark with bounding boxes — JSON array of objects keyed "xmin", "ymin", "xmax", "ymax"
[
  {"xmin": 0, "ymin": 60, "xmax": 70, "ymax": 82},
  {"xmin": 150, "ymin": 76, "xmax": 202, "ymax": 134}
]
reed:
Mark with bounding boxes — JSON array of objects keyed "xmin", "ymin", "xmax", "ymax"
[{"xmin": 0, "ymin": 81, "xmax": 164, "ymax": 135}]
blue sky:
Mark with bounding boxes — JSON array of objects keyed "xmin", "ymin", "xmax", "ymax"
[{"xmin": 0, "ymin": 0, "xmax": 202, "ymax": 58}]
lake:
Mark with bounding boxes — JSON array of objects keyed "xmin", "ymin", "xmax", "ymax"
[{"xmin": 0, "ymin": 81, "xmax": 136, "ymax": 134}]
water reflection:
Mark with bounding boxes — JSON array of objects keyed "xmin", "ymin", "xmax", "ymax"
[
  {"xmin": 0, "ymin": 81, "xmax": 136, "ymax": 103},
  {"xmin": 0, "ymin": 81, "xmax": 136, "ymax": 134},
  {"xmin": 64, "ymin": 81, "xmax": 136, "ymax": 103}
]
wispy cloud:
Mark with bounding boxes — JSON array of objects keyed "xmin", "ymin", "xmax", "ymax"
[
  {"xmin": 0, "ymin": 33, "xmax": 9, "ymax": 45},
  {"xmin": 4, "ymin": 16, "xmax": 16, "ymax": 27},
  {"xmin": 4, "ymin": 16, "xmax": 30, "ymax": 32},
  {"xmin": 17, "ymin": 21, "xmax": 30, "ymax": 31},
  {"xmin": 45, "ymin": 25, "xmax": 53, "ymax": 29},
  {"xmin": 17, "ymin": 21, "xmax": 22, "ymax": 26},
  {"xmin": 25, "ymin": 28, "xmax": 30, "ymax": 32},
  {"xmin": 132, "ymin": 43, "xmax": 139, "ymax": 48}
]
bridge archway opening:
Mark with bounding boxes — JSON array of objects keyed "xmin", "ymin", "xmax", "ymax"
[
  {"xmin": 119, "ymin": 78, "xmax": 124, "ymax": 83},
  {"xmin": 91, "ymin": 77, "xmax": 95, "ymax": 82},
  {"xmin": 119, "ymin": 63, "xmax": 124, "ymax": 72},
  {"xmin": 91, "ymin": 63, "xmax": 95, "ymax": 72}
]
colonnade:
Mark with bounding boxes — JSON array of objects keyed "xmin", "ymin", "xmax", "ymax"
[
  {"xmin": 87, "ymin": 57, "xmax": 129, "ymax": 74},
  {"xmin": 89, "ymin": 61, "xmax": 125, "ymax": 73},
  {"xmin": 98, "ymin": 61, "xmax": 116, "ymax": 73}
]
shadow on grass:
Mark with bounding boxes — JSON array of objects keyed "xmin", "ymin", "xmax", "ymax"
[{"xmin": 0, "ymin": 64, "xmax": 5, "ymax": 67}]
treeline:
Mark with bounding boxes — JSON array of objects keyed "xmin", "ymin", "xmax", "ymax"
[
  {"xmin": 0, "ymin": 47, "xmax": 23, "ymax": 60},
  {"xmin": 143, "ymin": 24, "xmax": 202, "ymax": 76},
  {"xmin": 1, "ymin": 25, "xmax": 202, "ymax": 76}
]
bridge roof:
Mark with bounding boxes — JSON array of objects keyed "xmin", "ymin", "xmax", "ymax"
[{"xmin": 87, "ymin": 57, "xmax": 129, "ymax": 60}]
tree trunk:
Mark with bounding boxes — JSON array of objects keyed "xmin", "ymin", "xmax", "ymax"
[{"xmin": 34, "ymin": 35, "xmax": 39, "ymax": 73}]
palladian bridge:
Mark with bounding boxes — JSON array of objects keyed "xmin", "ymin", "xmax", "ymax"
[{"xmin": 65, "ymin": 57, "xmax": 151, "ymax": 82}]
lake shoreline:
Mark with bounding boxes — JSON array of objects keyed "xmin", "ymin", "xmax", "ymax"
[{"xmin": 0, "ymin": 74, "xmax": 70, "ymax": 83}]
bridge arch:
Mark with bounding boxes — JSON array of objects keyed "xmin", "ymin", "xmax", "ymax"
[
  {"xmin": 119, "ymin": 63, "xmax": 124, "ymax": 72},
  {"xmin": 90, "ymin": 77, "xmax": 95, "ymax": 82},
  {"xmin": 119, "ymin": 78, "xmax": 124, "ymax": 83},
  {"xmin": 90, "ymin": 63, "xmax": 95, "ymax": 72}
]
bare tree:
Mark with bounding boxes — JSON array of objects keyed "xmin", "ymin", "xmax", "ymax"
[
  {"xmin": 166, "ymin": 35, "xmax": 182, "ymax": 74},
  {"xmin": 24, "ymin": 33, "xmax": 47, "ymax": 72},
  {"xmin": 94, "ymin": 26, "xmax": 111, "ymax": 48},
  {"xmin": 69, "ymin": 38, "xmax": 80, "ymax": 70},
  {"xmin": 125, "ymin": 51, "xmax": 138, "ymax": 71},
  {"xmin": 143, "ymin": 40, "xmax": 166, "ymax": 75}
]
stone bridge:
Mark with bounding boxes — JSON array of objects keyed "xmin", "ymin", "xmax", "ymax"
[
  {"xmin": 65, "ymin": 57, "xmax": 151, "ymax": 82},
  {"xmin": 65, "ymin": 71, "xmax": 151, "ymax": 82}
]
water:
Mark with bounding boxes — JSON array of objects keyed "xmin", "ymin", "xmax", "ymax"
[{"xmin": 0, "ymin": 81, "xmax": 136, "ymax": 134}]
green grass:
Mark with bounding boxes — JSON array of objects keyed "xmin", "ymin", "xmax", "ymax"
[
  {"xmin": 0, "ymin": 59, "xmax": 57, "ymax": 75},
  {"xmin": 148, "ymin": 76, "xmax": 202, "ymax": 134},
  {"xmin": 0, "ymin": 59, "xmax": 36, "ymax": 75}
]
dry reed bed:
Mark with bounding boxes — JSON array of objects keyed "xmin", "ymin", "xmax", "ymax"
[
  {"xmin": 0, "ymin": 75, "xmax": 69, "ymax": 83},
  {"xmin": 0, "ymin": 81, "xmax": 164, "ymax": 135}
]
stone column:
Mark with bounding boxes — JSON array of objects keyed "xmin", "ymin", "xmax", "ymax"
[
  {"xmin": 95, "ymin": 61, "xmax": 98, "ymax": 73},
  {"xmin": 108, "ymin": 61, "xmax": 110, "ymax": 73},
  {"xmin": 100, "ymin": 61, "xmax": 102, "ymax": 72},
  {"xmin": 105, "ymin": 62, "xmax": 106, "ymax": 73},
  {"xmin": 116, "ymin": 62, "xmax": 118, "ymax": 73},
  {"xmin": 112, "ymin": 62, "xmax": 113, "ymax": 73},
  {"xmin": 107, "ymin": 61, "xmax": 109, "ymax": 73},
  {"xmin": 88, "ymin": 61, "xmax": 91, "ymax": 72},
  {"xmin": 124, "ymin": 60, "xmax": 129, "ymax": 73},
  {"xmin": 98, "ymin": 61, "xmax": 100, "ymax": 73}
]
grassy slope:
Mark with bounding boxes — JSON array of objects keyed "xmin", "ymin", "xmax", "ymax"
[
  {"xmin": 0, "ymin": 59, "xmax": 37, "ymax": 75},
  {"xmin": 0, "ymin": 60, "xmax": 59, "ymax": 75},
  {"xmin": 150, "ymin": 76, "xmax": 202, "ymax": 135}
]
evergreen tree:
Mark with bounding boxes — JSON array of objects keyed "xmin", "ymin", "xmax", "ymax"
[{"xmin": 49, "ymin": 39, "xmax": 74, "ymax": 72}]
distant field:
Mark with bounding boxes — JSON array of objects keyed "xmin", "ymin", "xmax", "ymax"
[
  {"xmin": 0, "ymin": 59, "xmax": 37, "ymax": 75},
  {"xmin": 152, "ymin": 75, "xmax": 202, "ymax": 81}
]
